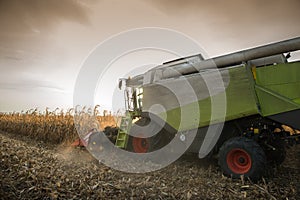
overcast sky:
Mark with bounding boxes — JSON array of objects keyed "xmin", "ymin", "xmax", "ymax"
[{"xmin": 0, "ymin": 0, "xmax": 299, "ymax": 112}]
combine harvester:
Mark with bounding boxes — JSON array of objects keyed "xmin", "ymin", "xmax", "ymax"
[{"xmin": 88, "ymin": 37, "xmax": 300, "ymax": 180}]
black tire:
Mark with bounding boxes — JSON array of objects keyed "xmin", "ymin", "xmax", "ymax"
[
  {"xmin": 127, "ymin": 118, "xmax": 171, "ymax": 153},
  {"xmin": 218, "ymin": 137, "xmax": 267, "ymax": 181},
  {"xmin": 127, "ymin": 135, "xmax": 151, "ymax": 153}
]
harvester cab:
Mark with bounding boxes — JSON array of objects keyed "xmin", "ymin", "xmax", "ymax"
[{"xmin": 100, "ymin": 78, "xmax": 141, "ymax": 151}]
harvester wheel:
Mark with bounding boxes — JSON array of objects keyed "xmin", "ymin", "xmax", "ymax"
[
  {"xmin": 128, "ymin": 136, "xmax": 150, "ymax": 153},
  {"xmin": 218, "ymin": 137, "xmax": 266, "ymax": 181},
  {"xmin": 127, "ymin": 117, "xmax": 169, "ymax": 153}
]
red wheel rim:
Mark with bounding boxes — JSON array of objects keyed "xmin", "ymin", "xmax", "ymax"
[
  {"xmin": 132, "ymin": 137, "xmax": 149, "ymax": 153},
  {"xmin": 226, "ymin": 148, "xmax": 252, "ymax": 174}
]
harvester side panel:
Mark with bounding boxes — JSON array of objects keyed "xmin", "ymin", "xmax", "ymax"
[
  {"xmin": 255, "ymin": 61, "xmax": 300, "ymax": 115},
  {"xmin": 142, "ymin": 65, "xmax": 258, "ymax": 132},
  {"xmin": 254, "ymin": 61, "xmax": 300, "ymax": 129}
]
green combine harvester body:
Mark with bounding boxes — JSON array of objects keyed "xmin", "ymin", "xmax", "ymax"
[
  {"xmin": 143, "ymin": 64, "xmax": 259, "ymax": 131},
  {"xmin": 141, "ymin": 61, "xmax": 300, "ymax": 132},
  {"xmin": 119, "ymin": 37, "xmax": 300, "ymax": 143},
  {"xmin": 90, "ymin": 37, "xmax": 300, "ymax": 180}
]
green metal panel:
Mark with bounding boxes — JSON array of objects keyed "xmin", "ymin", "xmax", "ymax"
[
  {"xmin": 222, "ymin": 66, "xmax": 258, "ymax": 121},
  {"xmin": 159, "ymin": 65, "xmax": 258, "ymax": 131},
  {"xmin": 294, "ymin": 98, "xmax": 300, "ymax": 104},
  {"xmin": 142, "ymin": 62, "xmax": 300, "ymax": 131},
  {"xmin": 255, "ymin": 61, "xmax": 300, "ymax": 116}
]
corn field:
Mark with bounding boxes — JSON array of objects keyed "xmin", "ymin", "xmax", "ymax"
[
  {"xmin": 0, "ymin": 107, "xmax": 299, "ymax": 199},
  {"xmin": 0, "ymin": 106, "xmax": 116, "ymax": 145}
]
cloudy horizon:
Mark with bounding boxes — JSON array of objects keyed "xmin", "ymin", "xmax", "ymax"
[{"xmin": 0, "ymin": 0, "xmax": 299, "ymax": 112}]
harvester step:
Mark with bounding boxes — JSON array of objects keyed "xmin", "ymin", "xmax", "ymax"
[{"xmin": 115, "ymin": 115, "xmax": 132, "ymax": 148}]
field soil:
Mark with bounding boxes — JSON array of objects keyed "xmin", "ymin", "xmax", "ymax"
[{"xmin": 0, "ymin": 131, "xmax": 299, "ymax": 199}]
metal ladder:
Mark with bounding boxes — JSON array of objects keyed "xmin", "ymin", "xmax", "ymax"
[{"xmin": 115, "ymin": 113, "xmax": 132, "ymax": 148}]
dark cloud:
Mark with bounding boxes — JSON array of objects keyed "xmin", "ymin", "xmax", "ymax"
[
  {"xmin": 0, "ymin": 0, "xmax": 93, "ymax": 72},
  {"xmin": 146, "ymin": 0, "xmax": 300, "ymax": 55},
  {"xmin": 147, "ymin": 0, "xmax": 300, "ymax": 16},
  {"xmin": 146, "ymin": 0, "xmax": 300, "ymax": 33},
  {"xmin": 0, "ymin": 0, "xmax": 91, "ymax": 34}
]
